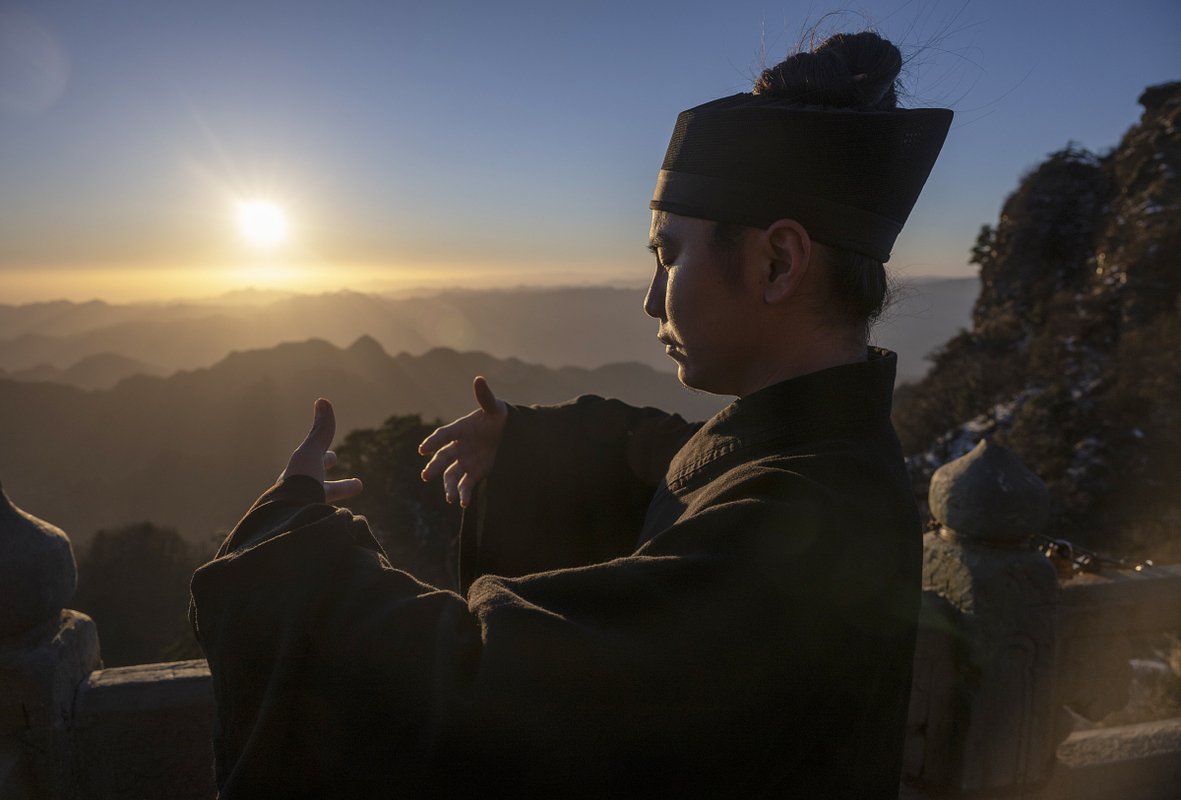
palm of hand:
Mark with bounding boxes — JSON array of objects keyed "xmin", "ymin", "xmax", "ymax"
[{"xmin": 418, "ymin": 376, "xmax": 506, "ymax": 508}]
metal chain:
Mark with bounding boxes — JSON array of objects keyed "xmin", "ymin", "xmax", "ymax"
[{"xmin": 1035, "ymin": 534, "xmax": 1155, "ymax": 577}]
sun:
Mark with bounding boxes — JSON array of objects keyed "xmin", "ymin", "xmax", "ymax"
[{"xmin": 236, "ymin": 200, "xmax": 289, "ymax": 248}]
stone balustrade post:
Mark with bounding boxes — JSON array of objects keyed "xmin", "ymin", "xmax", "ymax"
[
  {"xmin": 904, "ymin": 440, "xmax": 1068, "ymax": 795},
  {"xmin": 0, "ymin": 482, "xmax": 101, "ymax": 799}
]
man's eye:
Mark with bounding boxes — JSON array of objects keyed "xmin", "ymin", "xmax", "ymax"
[{"xmin": 648, "ymin": 243, "xmax": 675, "ymax": 271}]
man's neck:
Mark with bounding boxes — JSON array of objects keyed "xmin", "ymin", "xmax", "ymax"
[{"xmin": 734, "ymin": 336, "xmax": 867, "ymax": 398}]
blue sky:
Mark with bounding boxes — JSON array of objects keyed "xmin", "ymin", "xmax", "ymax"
[{"xmin": 1, "ymin": 0, "xmax": 1178, "ymax": 301}]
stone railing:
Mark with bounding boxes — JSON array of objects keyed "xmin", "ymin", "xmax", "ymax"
[
  {"xmin": 72, "ymin": 660, "xmax": 213, "ymax": 799},
  {"xmin": 3, "ymin": 444, "xmax": 1181, "ymax": 799},
  {"xmin": 902, "ymin": 440, "xmax": 1181, "ymax": 799},
  {"xmin": 0, "ymin": 481, "xmax": 215, "ymax": 800}
]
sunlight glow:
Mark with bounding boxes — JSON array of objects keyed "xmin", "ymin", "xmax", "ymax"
[
  {"xmin": 236, "ymin": 201, "xmax": 289, "ymax": 248},
  {"xmin": 0, "ymin": 262, "xmax": 638, "ymax": 304},
  {"xmin": 231, "ymin": 264, "xmax": 305, "ymax": 289}
]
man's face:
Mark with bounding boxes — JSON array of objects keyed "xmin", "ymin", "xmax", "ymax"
[{"xmin": 644, "ymin": 211, "xmax": 760, "ymax": 396}]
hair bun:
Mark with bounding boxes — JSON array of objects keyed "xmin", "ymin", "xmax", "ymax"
[{"xmin": 753, "ymin": 31, "xmax": 901, "ymax": 110}]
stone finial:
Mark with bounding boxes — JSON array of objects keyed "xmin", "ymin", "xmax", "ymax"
[
  {"xmin": 928, "ymin": 439, "xmax": 1050, "ymax": 543},
  {"xmin": 0, "ymin": 481, "xmax": 78, "ymax": 639},
  {"xmin": 911, "ymin": 442, "xmax": 1062, "ymax": 793}
]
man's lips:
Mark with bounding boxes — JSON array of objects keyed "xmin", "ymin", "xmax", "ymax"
[{"xmin": 659, "ymin": 337, "xmax": 685, "ymax": 359}]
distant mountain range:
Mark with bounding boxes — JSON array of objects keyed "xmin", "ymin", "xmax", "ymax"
[
  {"xmin": 874, "ymin": 277, "xmax": 978, "ymax": 384},
  {"xmin": 0, "ymin": 278, "xmax": 977, "ymax": 388},
  {"xmin": 0, "ymin": 278, "xmax": 978, "ymax": 545},
  {"xmin": 0, "ymin": 352, "xmax": 166, "ymax": 390},
  {"xmin": 0, "ymin": 337, "xmax": 727, "ymax": 546}
]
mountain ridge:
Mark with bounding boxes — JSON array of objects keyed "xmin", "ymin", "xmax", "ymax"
[
  {"xmin": 0, "ymin": 336, "xmax": 726, "ymax": 546},
  {"xmin": 0, "ymin": 278, "xmax": 978, "ymax": 386}
]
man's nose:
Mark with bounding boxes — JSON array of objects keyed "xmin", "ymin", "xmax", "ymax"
[{"xmin": 643, "ymin": 266, "xmax": 666, "ymax": 320}]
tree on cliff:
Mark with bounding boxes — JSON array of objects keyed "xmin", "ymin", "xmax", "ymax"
[
  {"xmin": 891, "ymin": 82, "xmax": 1181, "ymax": 559},
  {"xmin": 74, "ymin": 522, "xmax": 198, "ymax": 667}
]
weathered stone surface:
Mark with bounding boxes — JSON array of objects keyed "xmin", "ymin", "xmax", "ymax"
[
  {"xmin": 0, "ymin": 482, "xmax": 77, "ymax": 638},
  {"xmin": 922, "ymin": 532, "xmax": 1059, "ymax": 619},
  {"xmin": 928, "ymin": 439, "xmax": 1050, "ymax": 542},
  {"xmin": 905, "ymin": 592, "xmax": 968, "ymax": 787},
  {"xmin": 1057, "ymin": 565, "xmax": 1181, "ymax": 722},
  {"xmin": 0, "ymin": 610, "xmax": 101, "ymax": 799},
  {"xmin": 1060, "ymin": 565, "xmax": 1181, "ymax": 638},
  {"xmin": 912, "ymin": 528, "xmax": 1064, "ymax": 792},
  {"xmin": 74, "ymin": 659, "xmax": 215, "ymax": 800},
  {"xmin": 1041, "ymin": 718, "xmax": 1181, "ymax": 800},
  {"xmin": 1057, "ymin": 717, "xmax": 1181, "ymax": 766}
]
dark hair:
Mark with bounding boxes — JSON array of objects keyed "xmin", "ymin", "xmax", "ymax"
[
  {"xmin": 753, "ymin": 31, "xmax": 902, "ymax": 110},
  {"xmin": 714, "ymin": 31, "xmax": 901, "ymax": 336}
]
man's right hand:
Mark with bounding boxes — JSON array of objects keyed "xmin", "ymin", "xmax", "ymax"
[{"xmin": 418, "ymin": 376, "xmax": 507, "ymax": 508}]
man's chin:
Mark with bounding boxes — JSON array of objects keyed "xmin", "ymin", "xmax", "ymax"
[{"xmin": 675, "ymin": 365, "xmax": 728, "ymax": 397}]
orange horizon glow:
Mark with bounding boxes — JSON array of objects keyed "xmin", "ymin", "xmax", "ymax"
[{"xmin": 0, "ymin": 262, "xmax": 651, "ymax": 305}]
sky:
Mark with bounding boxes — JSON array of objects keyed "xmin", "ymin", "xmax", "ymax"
[{"xmin": 1, "ymin": 0, "xmax": 1178, "ymax": 303}]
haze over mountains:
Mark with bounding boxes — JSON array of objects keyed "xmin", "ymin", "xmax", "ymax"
[
  {"xmin": 0, "ymin": 277, "xmax": 977, "ymax": 388},
  {"xmin": 0, "ymin": 337, "xmax": 729, "ymax": 546},
  {"xmin": 0, "ymin": 278, "xmax": 976, "ymax": 546}
]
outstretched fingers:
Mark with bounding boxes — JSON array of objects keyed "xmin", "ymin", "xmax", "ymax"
[
  {"xmin": 457, "ymin": 472, "xmax": 475, "ymax": 509},
  {"xmin": 418, "ymin": 376, "xmax": 503, "ymax": 505},
  {"xmin": 443, "ymin": 459, "xmax": 464, "ymax": 505},
  {"xmin": 418, "ymin": 419, "xmax": 461, "ymax": 457},
  {"xmin": 420, "ymin": 440, "xmax": 460, "ymax": 482}
]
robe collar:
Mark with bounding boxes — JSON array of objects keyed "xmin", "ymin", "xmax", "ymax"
[{"xmin": 664, "ymin": 347, "xmax": 898, "ymax": 492}]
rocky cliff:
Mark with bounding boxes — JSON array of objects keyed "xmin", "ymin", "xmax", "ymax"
[{"xmin": 893, "ymin": 81, "xmax": 1181, "ymax": 559}]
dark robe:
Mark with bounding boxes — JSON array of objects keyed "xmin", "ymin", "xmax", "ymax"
[{"xmin": 189, "ymin": 347, "xmax": 920, "ymax": 798}]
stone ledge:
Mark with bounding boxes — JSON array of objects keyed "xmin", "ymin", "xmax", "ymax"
[
  {"xmin": 72, "ymin": 659, "xmax": 214, "ymax": 800},
  {"xmin": 77, "ymin": 659, "xmax": 211, "ymax": 716},
  {"xmin": 1043, "ymin": 718, "xmax": 1181, "ymax": 800},
  {"xmin": 1060, "ymin": 565, "xmax": 1181, "ymax": 639},
  {"xmin": 900, "ymin": 719, "xmax": 1181, "ymax": 799},
  {"xmin": 1058, "ymin": 717, "xmax": 1181, "ymax": 766}
]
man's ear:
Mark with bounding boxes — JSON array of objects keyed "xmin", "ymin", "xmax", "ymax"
[{"xmin": 761, "ymin": 218, "xmax": 812, "ymax": 305}]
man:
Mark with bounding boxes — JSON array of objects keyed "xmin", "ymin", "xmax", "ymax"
[{"xmin": 191, "ymin": 31, "xmax": 951, "ymax": 797}]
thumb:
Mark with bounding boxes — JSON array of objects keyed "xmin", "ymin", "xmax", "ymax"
[
  {"xmin": 303, "ymin": 397, "xmax": 336, "ymax": 453},
  {"xmin": 473, "ymin": 376, "xmax": 500, "ymax": 415},
  {"xmin": 280, "ymin": 398, "xmax": 338, "ymax": 484}
]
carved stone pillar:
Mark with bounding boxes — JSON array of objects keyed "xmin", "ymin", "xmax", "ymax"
[
  {"xmin": 0, "ymin": 482, "xmax": 101, "ymax": 799},
  {"xmin": 905, "ymin": 440, "xmax": 1067, "ymax": 795}
]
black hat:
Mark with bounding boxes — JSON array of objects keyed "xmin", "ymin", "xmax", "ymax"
[{"xmin": 650, "ymin": 93, "xmax": 953, "ymax": 262}]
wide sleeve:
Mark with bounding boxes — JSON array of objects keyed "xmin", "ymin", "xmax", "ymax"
[
  {"xmin": 189, "ymin": 469, "xmax": 876, "ymax": 799},
  {"xmin": 458, "ymin": 394, "xmax": 698, "ymax": 588}
]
